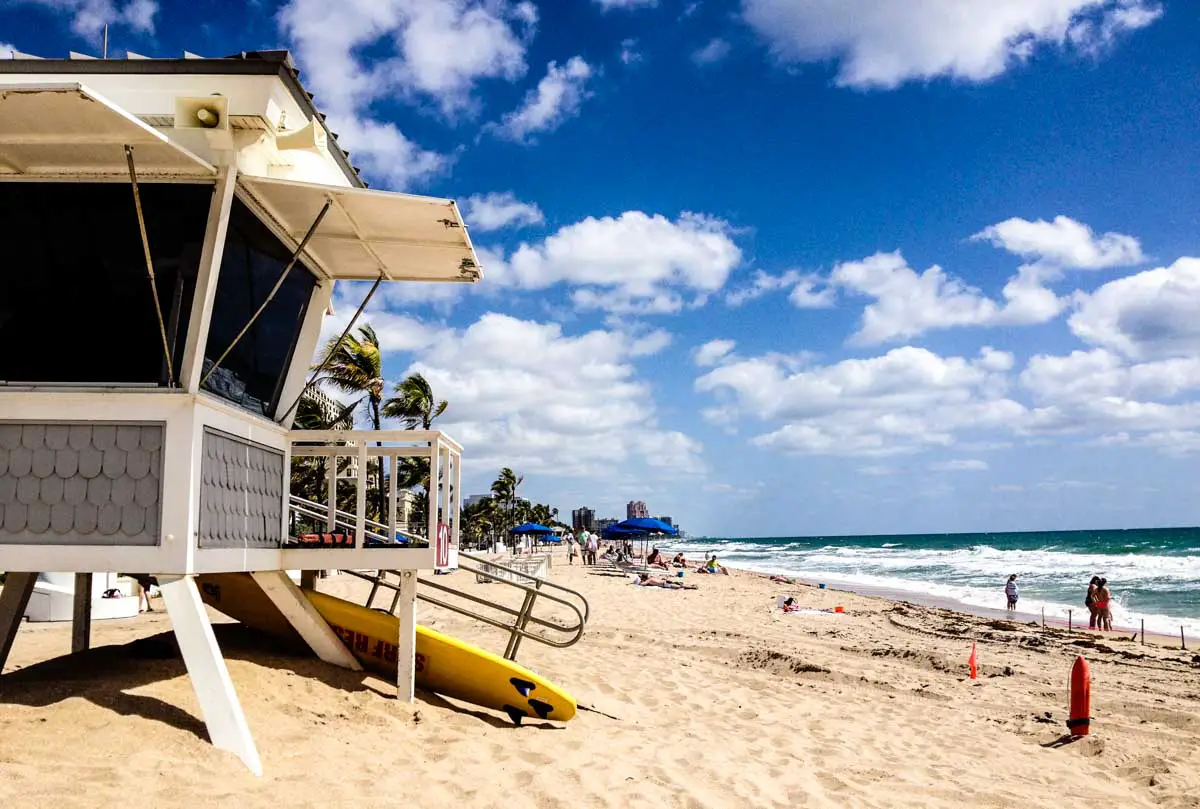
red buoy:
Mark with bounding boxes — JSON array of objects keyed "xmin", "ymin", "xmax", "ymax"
[{"xmin": 1067, "ymin": 655, "xmax": 1091, "ymax": 736}]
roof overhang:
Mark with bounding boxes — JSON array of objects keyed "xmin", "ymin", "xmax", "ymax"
[
  {"xmin": 0, "ymin": 83, "xmax": 216, "ymax": 180},
  {"xmin": 238, "ymin": 175, "xmax": 481, "ymax": 284}
]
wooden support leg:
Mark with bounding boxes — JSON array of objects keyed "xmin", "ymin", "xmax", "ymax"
[
  {"xmin": 300, "ymin": 570, "xmax": 317, "ymax": 590},
  {"xmin": 0, "ymin": 572, "xmax": 37, "ymax": 673},
  {"xmin": 250, "ymin": 571, "xmax": 360, "ymax": 671},
  {"xmin": 158, "ymin": 575, "xmax": 262, "ymax": 776},
  {"xmin": 72, "ymin": 572, "xmax": 93, "ymax": 654},
  {"xmin": 395, "ymin": 570, "xmax": 417, "ymax": 702}
]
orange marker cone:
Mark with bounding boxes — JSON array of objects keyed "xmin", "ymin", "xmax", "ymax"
[
  {"xmin": 968, "ymin": 642, "xmax": 978, "ymax": 680},
  {"xmin": 1068, "ymin": 655, "xmax": 1091, "ymax": 736}
]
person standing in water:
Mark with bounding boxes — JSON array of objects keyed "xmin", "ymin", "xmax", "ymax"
[
  {"xmin": 1095, "ymin": 578, "xmax": 1113, "ymax": 631},
  {"xmin": 1086, "ymin": 576, "xmax": 1101, "ymax": 629},
  {"xmin": 1004, "ymin": 574, "xmax": 1019, "ymax": 613}
]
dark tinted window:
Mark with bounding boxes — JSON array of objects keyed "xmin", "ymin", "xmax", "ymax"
[
  {"xmin": 0, "ymin": 183, "xmax": 211, "ymax": 384},
  {"xmin": 201, "ymin": 198, "xmax": 317, "ymax": 416}
]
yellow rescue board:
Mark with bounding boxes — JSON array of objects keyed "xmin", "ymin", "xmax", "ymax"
[{"xmin": 196, "ymin": 573, "xmax": 576, "ymax": 723}]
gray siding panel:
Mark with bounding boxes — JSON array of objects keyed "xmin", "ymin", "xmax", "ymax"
[
  {"xmin": 198, "ymin": 429, "xmax": 284, "ymax": 549},
  {"xmin": 0, "ymin": 421, "xmax": 163, "ymax": 546}
]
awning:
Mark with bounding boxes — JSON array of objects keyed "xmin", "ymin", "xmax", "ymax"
[
  {"xmin": 238, "ymin": 175, "xmax": 482, "ymax": 283},
  {"xmin": 0, "ymin": 83, "xmax": 216, "ymax": 179}
]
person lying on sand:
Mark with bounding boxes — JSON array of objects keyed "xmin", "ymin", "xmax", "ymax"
[
  {"xmin": 770, "ymin": 575, "xmax": 794, "ymax": 584},
  {"xmin": 781, "ymin": 597, "xmax": 801, "ymax": 613},
  {"xmin": 646, "ymin": 547, "xmax": 670, "ymax": 569},
  {"xmin": 635, "ymin": 572, "xmax": 698, "ymax": 590}
]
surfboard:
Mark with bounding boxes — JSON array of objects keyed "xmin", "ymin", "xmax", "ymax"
[{"xmin": 196, "ymin": 573, "xmax": 576, "ymax": 724}]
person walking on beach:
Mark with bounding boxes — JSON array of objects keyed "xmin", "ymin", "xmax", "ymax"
[
  {"xmin": 567, "ymin": 534, "xmax": 578, "ymax": 565},
  {"xmin": 1095, "ymin": 578, "xmax": 1113, "ymax": 631},
  {"xmin": 1004, "ymin": 574, "xmax": 1019, "ymax": 613},
  {"xmin": 584, "ymin": 532, "xmax": 598, "ymax": 565},
  {"xmin": 1086, "ymin": 576, "xmax": 1101, "ymax": 629}
]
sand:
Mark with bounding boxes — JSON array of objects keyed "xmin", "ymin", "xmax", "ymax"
[{"xmin": 2, "ymin": 558, "xmax": 1199, "ymax": 809}]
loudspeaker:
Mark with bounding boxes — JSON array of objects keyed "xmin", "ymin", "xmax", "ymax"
[
  {"xmin": 174, "ymin": 95, "xmax": 229, "ymax": 131},
  {"xmin": 275, "ymin": 119, "xmax": 328, "ymax": 153}
]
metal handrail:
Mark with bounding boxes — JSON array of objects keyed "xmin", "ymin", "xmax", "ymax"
[
  {"xmin": 288, "ymin": 495, "xmax": 427, "ymax": 547},
  {"xmin": 286, "ymin": 497, "xmax": 589, "ymax": 661}
]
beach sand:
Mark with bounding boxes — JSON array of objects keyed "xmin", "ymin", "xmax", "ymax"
[{"xmin": 2, "ymin": 559, "xmax": 1199, "ymax": 809}]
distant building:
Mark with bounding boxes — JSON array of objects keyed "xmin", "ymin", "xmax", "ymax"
[
  {"xmin": 572, "ymin": 507, "xmax": 596, "ymax": 532},
  {"xmin": 463, "ymin": 494, "xmax": 491, "ymax": 510},
  {"xmin": 657, "ymin": 516, "xmax": 674, "ymax": 528},
  {"xmin": 596, "ymin": 518, "xmax": 618, "ymax": 533},
  {"xmin": 626, "ymin": 500, "xmax": 649, "ymax": 519}
]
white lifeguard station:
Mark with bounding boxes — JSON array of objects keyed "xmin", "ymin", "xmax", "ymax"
[{"xmin": 0, "ymin": 50, "xmax": 476, "ymax": 774}]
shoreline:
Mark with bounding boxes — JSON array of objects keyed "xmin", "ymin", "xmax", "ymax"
[{"xmin": 749, "ymin": 570, "xmax": 1197, "ymax": 646}]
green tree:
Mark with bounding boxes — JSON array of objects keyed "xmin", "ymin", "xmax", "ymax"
[{"xmin": 312, "ymin": 325, "xmax": 385, "ymax": 519}]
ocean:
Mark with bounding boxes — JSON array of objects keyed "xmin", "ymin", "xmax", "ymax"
[{"xmin": 665, "ymin": 527, "xmax": 1200, "ymax": 637}]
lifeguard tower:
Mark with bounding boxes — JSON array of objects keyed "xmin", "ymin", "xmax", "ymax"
[{"xmin": 0, "ymin": 50, "xmax": 477, "ymax": 774}]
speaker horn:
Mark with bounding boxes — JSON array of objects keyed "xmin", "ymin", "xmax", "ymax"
[
  {"xmin": 275, "ymin": 119, "xmax": 328, "ymax": 153},
  {"xmin": 174, "ymin": 95, "xmax": 230, "ymax": 131}
]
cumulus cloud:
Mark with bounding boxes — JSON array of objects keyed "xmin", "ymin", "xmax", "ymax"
[
  {"xmin": 725, "ymin": 269, "xmax": 834, "ymax": 308},
  {"xmin": 460, "ymin": 191, "xmax": 544, "ymax": 232},
  {"xmin": 594, "ymin": 0, "xmax": 658, "ymax": 9},
  {"xmin": 280, "ymin": 0, "xmax": 537, "ymax": 186},
  {"xmin": 696, "ymin": 345, "xmax": 1024, "ymax": 456},
  {"xmin": 929, "ymin": 459, "xmax": 989, "ymax": 472},
  {"xmin": 490, "ymin": 56, "xmax": 594, "ymax": 143},
  {"xmin": 741, "ymin": 0, "xmax": 1161, "ymax": 89},
  {"xmin": 486, "ymin": 210, "xmax": 742, "ymax": 314},
  {"xmin": 1069, "ymin": 257, "xmax": 1200, "ymax": 360},
  {"xmin": 23, "ymin": 0, "xmax": 157, "ymax": 38},
  {"xmin": 692, "ymin": 38, "xmax": 732, "ymax": 66},
  {"xmin": 404, "ymin": 313, "xmax": 704, "ymax": 475},
  {"xmin": 972, "ymin": 215, "xmax": 1145, "ymax": 270},
  {"xmin": 619, "ymin": 38, "xmax": 643, "ymax": 65},
  {"xmin": 694, "ymin": 339, "xmax": 736, "ymax": 367}
]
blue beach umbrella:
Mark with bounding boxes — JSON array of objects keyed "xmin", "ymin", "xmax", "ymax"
[
  {"xmin": 510, "ymin": 522, "xmax": 554, "ymax": 535},
  {"xmin": 614, "ymin": 517, "xmax": 679, "ymax": 536}
]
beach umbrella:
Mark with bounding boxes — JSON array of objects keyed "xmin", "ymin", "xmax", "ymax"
[
  {"xmin": 614, "ymin": 517, "xmax": 678, "ymax": 536},
  {"xmin": 509, "ymin": 522, "xmax": 554, "ymax": 535}
]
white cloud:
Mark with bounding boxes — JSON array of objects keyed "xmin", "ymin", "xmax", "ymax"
[
  {"xmin": 692, "ymin": 38, "xmax": 732, "ymax": 66},
  {"xmin": 404, "ymin": 313, "xmax": 704, "ymax": 475},
  {"xmin": 929, "ymin": 459, "xmax": 989, "ymax": 472},
  {"xmin": 859, "ymin": 465, "xmax": 901, "ymax": 476},
  {"xmin": 696, "ymin": 345, "xmax": 1025, "ymax": 457},
  {"xmin": 741, "ymin": 0, "xmax": 1161, "ymax": 89},
  {"xmin": 24, "ymin": 0, "xmax": 157, "ymax": 38},
  {"xmin": 279, "ymin": 0, "xmax": 537, "ymax": 186},
  {"xmin": 1069, "ymin": 257, "xmax": 1200, "ymax": 360},
  {"xmin": 460, "ymin": 191, "xmax": 544, "ymax": 232},
  {"xmin": 489, "ymin": 210, "xmax": 742, "ymax": 314},
  {"xmin": 832, "ymin": 251, "xmax": 1000, "ymax": 344},
  {"xmin": 725, "ymin": 269, "xmax": 834, "ymax": 308},
  {"xmin": 972, "ymin": 215, "xmax": 1144, "ymax": 270},
  {"xmin": 594, "ymin": 0, "xmax": 658, "ymax": 9},
  {"xmin": 694, "ymin": 339, "xmax": 736, "ymax": 367},
  {"xmin": 490, "ymin": 56, "xmax": 594, "ymax": 143},
  {"xmin": 619, "ymin": 38, "xmax": 643, "ymax": 65},
  {"xmin": 0, "ymin": 42, "xmax": 18, "ymax": 57}
]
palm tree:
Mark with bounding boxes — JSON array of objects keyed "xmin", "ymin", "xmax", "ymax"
[
  {"xmin": 382, "ymin": 372, "xmax": 448, "ymax": 430},
  {"xmin": 490, "ymin": 467, "xmax": 523, "ymax": 540},
  {"xmin": 312, "ymin": 325, "xmax": 385, "ymax": 518}
]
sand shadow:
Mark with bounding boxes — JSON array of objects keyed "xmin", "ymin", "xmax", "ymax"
[
  {"xmin": 1, "ymin": 622, "xmax": 564, "ymax": 738},
  {"xmin": 1040, "ymin": 734, "xmax": 1083, "ymax": 749}
]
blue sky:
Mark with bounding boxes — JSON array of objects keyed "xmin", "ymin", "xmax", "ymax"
[{"xmin": 4, "ymin": 0, "xmax": 1200, "ymax": 537}]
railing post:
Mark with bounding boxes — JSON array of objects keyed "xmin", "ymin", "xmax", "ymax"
[
  {"xmin": 504, "ymin": 579, "xmax": 542, "ymax": 661},
  {"xmin": 427, "ymin": 438, "xmax": 441, "ymax": 548},
  {"xmin": 355, "ymin": 442, "xmax": 368, "ymax": 549},
  {"xmin": 325, "ymin": 452, "xmax": 337, "ymax": 533},
  {"xmin": 387, "ymin": 451, "xmax": 398, "ymax": 544}
]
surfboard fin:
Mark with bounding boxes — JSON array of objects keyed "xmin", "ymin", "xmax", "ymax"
[
  {"xmin": 503, "ymin": 705, "xmax": 525, "ymax": 726},
  {"xmin": 510, "ymin": 677, "xmax": 536, "ymax": 698},
  {"xmin": 528, "ymin": 699, "xmax": 553, "ymax": 720}
]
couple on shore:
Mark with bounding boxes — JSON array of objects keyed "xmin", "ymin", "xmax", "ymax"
[{"xmin": 1086, "ymin": 577, "xmax": 1113, "ymax": 631}]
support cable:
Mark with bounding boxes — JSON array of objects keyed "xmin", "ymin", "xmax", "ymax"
[{"xmin": 124, "ymin": 145, "xmax": 177, "ymax": 387}]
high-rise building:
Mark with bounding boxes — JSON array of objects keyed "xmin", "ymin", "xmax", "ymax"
[
  {"xmin": 463, "ymin": 494, "xmax": 491, "ymax": 509},
  {"xmin": 571, "ymin": 507, "xmax": 596, "ymax": 532},
  {"xmin": 626, "ymin": 500, "xmax": 649, "ymax": 519},
  {"xmin": 596, "ymin": 518, "xmax": 618, "ymax": 533}
]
